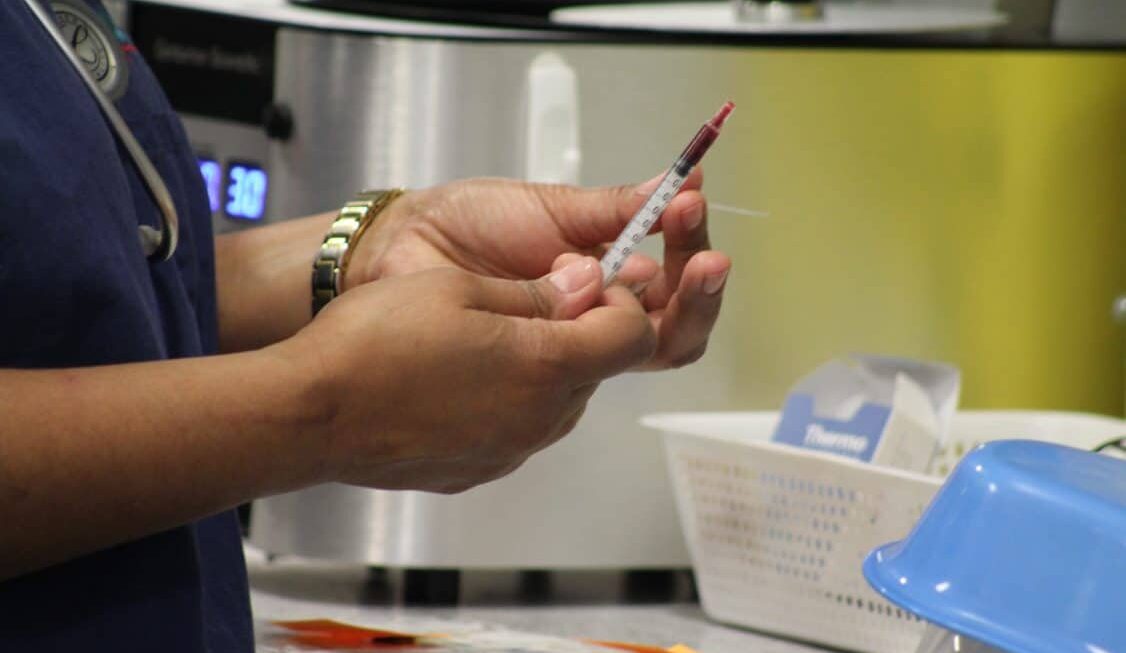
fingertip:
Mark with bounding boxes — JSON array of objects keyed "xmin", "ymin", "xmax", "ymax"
[
  {"xmin": 551, "ymin": 252, "xmax": 585, "ymax": 273},
  {"xmin": 693, "ymin": 249, "xmax": 732, "ymax": 276},
  {"xmin": 680, "ymin": 251, "xmax": 732, "ymax": 297},
  {"xmin": 547, "ymin": 256, "xmax": 603, "ymax": 320},
  {"xmin": 700, "ymin": 266, "xmax": 729, "ymax": 296},
  {"xmin": 664, "ymin": 191, "xmax": 707, "ymax": 232}
]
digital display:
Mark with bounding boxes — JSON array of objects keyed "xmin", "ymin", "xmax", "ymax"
[
  {"xmin": 224, "ymin": 162, "xmax": 268, "ymax": 221},
  {"xmin": 197, "ymin": 158, "xmax": 222, "ymax": 214}
]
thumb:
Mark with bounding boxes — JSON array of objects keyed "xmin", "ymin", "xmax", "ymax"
[{"xmin": 471, "ymin": 256, "xmax": 602, "ymax": 320}]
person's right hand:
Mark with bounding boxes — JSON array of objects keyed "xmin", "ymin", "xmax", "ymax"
[{"xmin": 274, "ymin": 259, "xmax": 654, "ymax": 494}]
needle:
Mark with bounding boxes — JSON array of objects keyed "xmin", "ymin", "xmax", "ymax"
[{"xmin": 710, "ymin": 202, "xmax": 769, "ymax": 218}]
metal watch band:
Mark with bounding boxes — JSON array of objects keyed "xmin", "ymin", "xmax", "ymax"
[{"xmin": 311, "ymin": 188, "xmax": 404, "ymax": 316}]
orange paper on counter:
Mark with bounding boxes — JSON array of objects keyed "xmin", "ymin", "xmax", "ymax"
[
  {"xmin": 588, "ymin": 640, "xmax": 699, "ymax": 653},
  {"xmin": 273, "ymin": 619, "xmax": 440, "ymax": 649}
]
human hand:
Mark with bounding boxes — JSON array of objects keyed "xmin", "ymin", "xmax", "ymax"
[
  {"xmin": 277, "ymin": 261, "xmax": 654, "ymax": 493},
  {"xmin": 344, "ymin": 170, "xmax": 730, "ymax": 370}
]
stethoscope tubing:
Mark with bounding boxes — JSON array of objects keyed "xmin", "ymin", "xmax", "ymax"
[{"xmin": 22, "ymin": 0, "xmax": 179, "ymax": 261}]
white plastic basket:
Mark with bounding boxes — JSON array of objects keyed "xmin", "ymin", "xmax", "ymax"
[{"xmin": 644, "ymin": 410, "xmax": 1126, "ymax": 653}]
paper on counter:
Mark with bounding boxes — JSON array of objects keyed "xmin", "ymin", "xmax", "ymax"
[{"xmin": 266, "ymin": 618, "xmax": 698, "ymax": 653}]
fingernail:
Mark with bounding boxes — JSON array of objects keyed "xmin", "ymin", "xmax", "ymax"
[
  {"xmin": 635, "ymin": 173, "xmax": 663, "ymax": 196},
  {"xmin": 684, "ymin": 202, "xmax": 705, "ymax": 231},
  {"xmin": 702, "ymin": 269, "xmax": 728, "ymax": 295},
  {"xmin": 549, "ymin": 257, "xmax": 598, "ymax": 294}
]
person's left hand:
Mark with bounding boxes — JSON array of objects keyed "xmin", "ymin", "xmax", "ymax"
[{"xmin": 343, "ymin": 172, "xmax": 731, "ymax": 371}]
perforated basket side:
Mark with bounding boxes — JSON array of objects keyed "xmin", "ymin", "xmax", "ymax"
[
  {"xmin": 932, "ymin": 411, "xmax": 1126, "ymax": 476},
  {"xmin": 663, "ymin": 431, "xmax": 941, "ymax": 653}
]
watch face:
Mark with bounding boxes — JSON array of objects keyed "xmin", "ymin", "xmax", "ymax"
[{"xmin": 50, "ymin": 0, "xmax": 129, "ymax": 99}]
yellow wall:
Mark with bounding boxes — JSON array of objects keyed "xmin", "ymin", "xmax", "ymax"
[{"xmin": 703, "ymin": 49, "xmax": 1126, "ymax": 414}]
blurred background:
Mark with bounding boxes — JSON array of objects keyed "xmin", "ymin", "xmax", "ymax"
[{"xmin": 124, "ymin": 0, "xmax": 1125, "ymax": 576}]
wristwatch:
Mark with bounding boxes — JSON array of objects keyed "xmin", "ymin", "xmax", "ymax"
[{"xmin": 311, "ymin": 188, "xmax": 404, "ymax": 316}]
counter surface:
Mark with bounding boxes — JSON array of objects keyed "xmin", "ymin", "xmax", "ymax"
[{"xmin": 247, "ymin": 553, "xmax": 830, "ymax": 653}]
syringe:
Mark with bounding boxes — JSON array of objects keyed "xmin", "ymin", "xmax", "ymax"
[{"xmin": 600, "ymin": 100, "xmax": 735, "ymax": 286}]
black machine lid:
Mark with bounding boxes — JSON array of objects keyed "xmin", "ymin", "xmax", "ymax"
[
  {"xmin": 286, "ymin": 0, "xmax": 1124, "ymax": 49},
  {"xmin": 286, "ymin": 0, "xmax": 992, "ymax": 43},
  {"xmin": 288, "ymin": 0, "xmax": 629, "ymax": 27}
]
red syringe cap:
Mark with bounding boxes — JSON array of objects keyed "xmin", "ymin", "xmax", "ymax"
[{"xmin": 710, "ymin": 101, "xmax": 736, "ymax": 129}]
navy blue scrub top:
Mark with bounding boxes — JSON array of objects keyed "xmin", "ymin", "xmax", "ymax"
[{"xmin": 0, "ymin": 2, "xmax": 253, "ymax": 650}]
